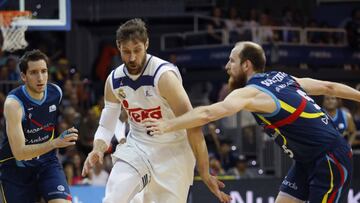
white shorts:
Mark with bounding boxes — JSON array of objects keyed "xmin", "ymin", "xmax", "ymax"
[{"xmin": 110, "ymin": 135, "xmax": 196, "ymax": 203}]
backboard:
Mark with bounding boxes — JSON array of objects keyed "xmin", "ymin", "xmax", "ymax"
[{"xmin": 0, "ymin": 0, "xmax": 71, "ymax": 31}]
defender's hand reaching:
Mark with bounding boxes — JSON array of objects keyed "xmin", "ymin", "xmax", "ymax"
[{"xmin": 143, "ymin": 118, "xmax": 168, "ymax": 136}]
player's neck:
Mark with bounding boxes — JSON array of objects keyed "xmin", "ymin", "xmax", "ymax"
[{"xmin": 25, "ymin": 85, "xmax": 44, "ymax": 101}]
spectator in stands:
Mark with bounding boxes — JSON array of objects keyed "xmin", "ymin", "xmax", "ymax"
[
  {"xmin": 71, "ymin": 152, "xmax": 84, "ymax": 185},
  {"xmin": 346, "ymin": 8, "xmax": 360, "ymax": 49},
  {"xmin": 206, "ymin": 7, "xmax": 226, "ymax": 44},
  {"xmin": 227, "ymin": 155, "xmax": 255, "ymax": 179},
  {"xmin": 209, "ymin": 156, "xmax": 226, "ymax": 176},
  {"xmin": 63, "ymin": 161, "xmax": 76, "ymax": 186},
  {"xmin": 0, "ymin": 65, "xmax": 8, "ymax": 81},
  {"xmin": 281, "ymin": 7, "xmax": 300, "ymax": 43},
  {"xmin": 79, "ymin": 108, "xmax": 99, "ymax": 154},
  {"xmin": 88, "ymin": 162, "xmax": 109, "ymax": 186},
  {"xmin": 307, "ymin": 19, "xmax": 321, "ymax": 44},
  {"xmin": 5, "ymin": 56, "xmax": 20, "ymax": 81},
  {"xmin": 204, "ymin": 123, "xmax": 222, "ymax": 156},
  {"xmin": 61, "ymin": 79, "xmax": 74, "ymax": 108},
  {"xmin": 62, "ymin": 106, "xmax": 81, "ymax": 129},
  {"xmin": 258, "ymin": 11, "xmax": 276, "ymax": 43},
  {"xmin": 225, "ymin": 8, "xmax": 243, "ymax": 43},
  {"xmin": 216, "ymin": 138, "xmax": 237, "ymax": 171}
]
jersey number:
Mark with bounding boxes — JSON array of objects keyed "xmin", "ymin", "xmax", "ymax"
[
  {"xmin": 296, "ymin": 89, "xmax": 321, "ymax": 110},
  {"xmin": 282, "ymin": 145, "xmax": 294, "ymax": 158}
]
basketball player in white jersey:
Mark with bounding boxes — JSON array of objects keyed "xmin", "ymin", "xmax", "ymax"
[{"xmin": 82, "ymin": 18, "xmax": 231, "ymax": 203}]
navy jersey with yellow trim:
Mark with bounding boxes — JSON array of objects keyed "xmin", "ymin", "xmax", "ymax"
[
  {"xmin": 0, "ymin": 83, "xmax": 62, "ymax": 167},
  {"xmin": 247, "ymin": 71, "xmax": 345, "ymax": 163}
]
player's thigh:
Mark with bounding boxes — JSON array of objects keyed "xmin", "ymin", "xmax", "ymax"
[
  {"xmin": 48, "ymin": 199, "xmax": 71, "ymax": 203},
  {"xmin": 142, "ymin": 175, "xmax": 191, "ymax": 203},
  {"xmin": 37, "ymin": 160, "xmax": 72, "ymax": 202},
  {"xmin": 279, "ymin": 162, "xmax": 309, "ymax": 201},
  {"xmin": 0, "ymin": 166, "xmax": 38, "ymax": 203},
  {"xmin": 275, "ymin": 192, "xmax": 304, "ymax": 203},
  {"xmin": 103, "ymin": 160, "xmax": 143, "ymax": 203},
  {"xmin": 308, "ymin": 149, "xmax": 352, "ymax": 202}
]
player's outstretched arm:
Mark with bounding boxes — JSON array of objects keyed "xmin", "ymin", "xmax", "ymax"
[
  {"xmin": 157, "ymin": 71, "xmax": 231, "ymax": 203},
  {"xmin": 145, "ymin": 86, "xmax": 260, "ymax": 135},
  {"xmin": 4, "ymin": 98, "xmax": 78, "ymax": 161},
  {"xmin": 295, "ymin": 77, "xmax": 360, "ymax": 102},
  {"xmin": 83, "ymin": 75, "xmax": 121, "ymax": 176}
]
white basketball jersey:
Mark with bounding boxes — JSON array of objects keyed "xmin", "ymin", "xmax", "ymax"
[{"xmin": 109, "ymin": 54, "xmax": 187, "ymax": 144}]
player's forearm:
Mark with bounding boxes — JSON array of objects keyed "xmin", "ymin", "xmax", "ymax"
[
  {"xmin": 14, "ymin": 141, "xmax": 55, "ymax": 160},
  {"xmin": 92, "ymin": 139, "xmax": 109, "ymax": 153},
  {"xmin": 187, "ymin": 127, "xmax": 211, "ymax": 178},
  {"xmin": 166, "ymin": 106, "xmax": 215, "ymax": 133},
  {"xmin": 328, "ymin": 82, "xmax": 360, "ymax": 102}
]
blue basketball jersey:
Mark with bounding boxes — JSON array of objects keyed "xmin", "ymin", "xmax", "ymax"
[
  {"xmin": 328, "ymin": 109, "xmax": 348, "ymax": 135},
  {"xmin": 247, "ymin": 71, "xmax": 345, "ymax": 163},
  {"xmin": 0, "ymin": 83, "xmax": 62, "ymax": 167}
]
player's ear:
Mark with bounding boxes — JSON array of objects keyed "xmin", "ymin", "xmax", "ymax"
[
  {"xmin": 116, "ymin": 40, "xmax": 121, "ymax": 50},
  {"xmin": 145, "ymin": 39, "xmax": 149, "ymax": 50},
  {"xmin": 20, "ymin": 72, "xmax": 26, "ymax": 83}
]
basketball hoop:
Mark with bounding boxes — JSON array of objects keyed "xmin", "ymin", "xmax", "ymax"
[{"xmin": 0, "ymin": 11, "xmax": 32, "ymax": 52}]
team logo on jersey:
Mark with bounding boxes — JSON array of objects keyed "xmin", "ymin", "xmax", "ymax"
[
  {"xmin": 145, "ymin": 90, "xmax": 153, "ymax": 97},
  {"xmin": 118, "ymin": 89, "xmax": 126, "ymax": 99},
  {"xmin": 57, "ymin": 185, "xmax": 65, "ymax": 191},
  {"xmin": 49, "ymin": 105, "xmax": 57, "ymax": 112},
  {"xmin": 338, "ymin": 123, "xmax": 345, "ymax": 129}
]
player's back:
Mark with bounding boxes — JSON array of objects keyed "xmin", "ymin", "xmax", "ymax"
[
  {"xmin": 247, "ymin": 71, "xmax": 347, "ymax": 163},
  {"xmin": 110, "ymin": 54, "xmax": 187, "ymax": 144},
  {"xmin": 0, "ymin": 83, "xmax": 62, "ymax": 167}
]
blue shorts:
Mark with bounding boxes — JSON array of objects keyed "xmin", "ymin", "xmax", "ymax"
[
  {"xmin": 0, "ymin": 157, "xmax": 72, "ymax": 203},
  {"xmin": 280, "ymin": 143, "xmax": 353, "ymax": 202}
]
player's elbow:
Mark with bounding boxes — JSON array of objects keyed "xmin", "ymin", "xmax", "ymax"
[
  {"xmin": 323, "ymin": 82, "xmax": 337, "ymax": 96},
  {"xmin": 12, "ymin": 150, "xmax": 26, "ymax": 161}
]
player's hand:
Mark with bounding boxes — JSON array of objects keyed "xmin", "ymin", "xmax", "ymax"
[
  {"xmin": 142, "ymin": 118, "xmax": 168, "ymax": 136},
  {"xmin": 202, "ymin": 175, "xmax": 232, "ymax": 203},
  {"xmin": 82, "ymin": 150, "xmax": 104, "ymax": 177},
  {"xmin": 52, "ymin": 127, "xmax": 78, "ymax": 148}
]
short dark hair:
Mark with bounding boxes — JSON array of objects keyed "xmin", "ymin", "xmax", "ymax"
[
  {"xmin": 19, "ymin": 49, "xmax": 49, "ymax": 73},
  {"xmin": 116, "ymin": 18, "xmax": 148, "ymax": 44},
  {"xmin": 238, "ymin": 42, "xmax": 266, "ymax": 72}
]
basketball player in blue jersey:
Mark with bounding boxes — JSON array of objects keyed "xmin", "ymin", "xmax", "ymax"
[
  {"xmin": 145, "ymin": 41, "xmax": 360, "ymax": 203},
  {"xmin": 0, "ymin": 50, "xmax": 78, "ymax": 203},
  {"xmin": 323, "ymin": 96, "xmax": 357, "ymax": 145}
]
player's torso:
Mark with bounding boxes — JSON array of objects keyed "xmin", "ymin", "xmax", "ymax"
[
  {"xmin": 111, "ymin": 54, "xmax": 187, "ymax": 144},
  {"xmin": 1, "ymin": 84, "xmax": 61, "ymax": 166},
  {"xmin": 247, "ymin": 71, "xmax": 346, "ymax": 162}
]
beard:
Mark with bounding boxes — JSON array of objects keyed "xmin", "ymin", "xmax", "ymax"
[
  {"xmin": 124, "ymin": 56, "xmax": 147, "ymax": 75},
  {"xmin": 228, "ymin": 70, "xmax": 247, "ymax": 92}
]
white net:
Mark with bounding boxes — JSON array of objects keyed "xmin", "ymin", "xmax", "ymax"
[{"xmin": 0, "ymin": 13, "xmax": 30, "ymax": 52}]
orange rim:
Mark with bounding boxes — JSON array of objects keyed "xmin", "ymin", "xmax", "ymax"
[{"xmin": 0, "ymin": 11, "xmax": 31, "ymax": 27}]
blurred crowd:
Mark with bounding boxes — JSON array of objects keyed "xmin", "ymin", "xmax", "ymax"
[{"xmin": 182, "ymin": 6, "xmax": 360, "ymax": 49}]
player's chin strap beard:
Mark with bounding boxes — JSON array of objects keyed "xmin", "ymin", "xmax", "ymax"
[{"xmin": 228, "ymin": 74, "xmax": 247, "ymax": 91}]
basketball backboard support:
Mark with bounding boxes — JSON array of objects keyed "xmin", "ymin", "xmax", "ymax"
[{"xmin": 0, "ymin": 0, "xmax": 71, "ymax": 31}]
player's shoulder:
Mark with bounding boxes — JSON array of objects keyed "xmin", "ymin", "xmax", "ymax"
[
  {"xmin": 146, "ymin": 54, "xmax": 177, "ymax": 74},
  {"xmin": 47, "ymin": 83, "xmax": 63, "ymax": 103},
  {"xmin": 111, "ymin": 64, "xmax": 126, "ymax": 79},
  {"xmin": 4, "ymin": 93, "xmax": 22, "ymax": 111}
]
